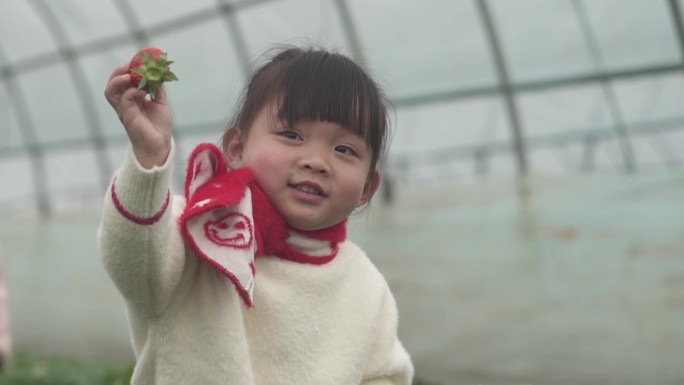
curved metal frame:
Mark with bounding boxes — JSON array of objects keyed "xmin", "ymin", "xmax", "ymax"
[
  {"xmin": 571, "ymin": 0, "xmax": 635, "ymax": 173},
  {"xmin": 475, "ymin": 0, "xmax": 528, "ymax": 178},
  {"xmin": 0, "ymin": 45, "xmax": 51, "ymax": 216},
  {"xmin": 1, "ymin": 0, "xmax": 684, "ymax": 214},
  {"xmin": 28, "ymin": 0, "xmax": 113, "ymax": 192}
]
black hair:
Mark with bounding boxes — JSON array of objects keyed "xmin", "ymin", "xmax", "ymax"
[{"xmin": 224, "ymin": 44, "xmax": 390, "ymax": 174}]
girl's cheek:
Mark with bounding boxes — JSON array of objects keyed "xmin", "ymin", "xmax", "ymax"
[
  {"xmin": 249, "ymin": 150, "xmax": 282, "ymax": 171},
  {"xmin": 263, "ymin": 149, "xmax": 285, "ymax": 165}
]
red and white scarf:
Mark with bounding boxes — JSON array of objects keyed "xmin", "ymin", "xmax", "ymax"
[{"xmin": 178, "ymin": 143, "xmax": 346, "ymax": 307}]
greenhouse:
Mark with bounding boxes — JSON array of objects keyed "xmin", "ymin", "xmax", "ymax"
[{"xmin": 1, "ymin": 0, "xmax": 683, "ymax": 384}]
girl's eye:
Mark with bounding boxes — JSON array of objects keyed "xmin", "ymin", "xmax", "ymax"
[
  {"xmin": 279, "ymin": 130, "xmax": 301, "ymax": 140},
  {"xmin": 335, "ymin": 145, "xmax": 357, "ymax": 156}
]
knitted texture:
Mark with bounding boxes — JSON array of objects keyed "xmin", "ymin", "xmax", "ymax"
[{"xmin": 98, "ymin": 143, "xmax": 414, "ymax": 385}]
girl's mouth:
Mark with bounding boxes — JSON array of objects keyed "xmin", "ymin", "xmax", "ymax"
[{"xmin": 289, "ymin": 182, "xmax": 326, "ymax": 197}]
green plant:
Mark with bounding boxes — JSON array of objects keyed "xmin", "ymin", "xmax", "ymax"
[
  {"xmin": 412, "ymin": 379, "xmax": 442, "ymax": 385},
  {"xmin": 0, "ymin": 352, "xmax": 133, "ymax": 385}
]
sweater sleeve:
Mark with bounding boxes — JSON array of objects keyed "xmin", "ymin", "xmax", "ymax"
[
  {"xmin": 98, "ymin": 143, "xmax": 186, "ymax": 318},
  {"xmin": 361, "ymin": 286, "xmax": 414, "ymax": 385}
]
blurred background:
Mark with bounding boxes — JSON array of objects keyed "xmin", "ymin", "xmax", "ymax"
[{"xmin": 1, "ymin": 0, "xmax": 684, "ymax": 384}]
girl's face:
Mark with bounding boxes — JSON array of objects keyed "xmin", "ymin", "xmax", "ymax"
[{"xmin": 225, "ymin": 102, "xmax": 380, "ymax": 231}]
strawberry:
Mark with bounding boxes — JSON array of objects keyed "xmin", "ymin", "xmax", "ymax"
[{"xmin": 127, "ymin": 47, "xmax": 179, "ymax": 100}]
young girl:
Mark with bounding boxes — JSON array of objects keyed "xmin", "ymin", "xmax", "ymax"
[{"xmin": 100, "ymin": 45, "xmax": 413, "ymax": 385}]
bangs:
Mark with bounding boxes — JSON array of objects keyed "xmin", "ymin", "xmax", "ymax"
[
  {"xmin": 277, "ymin": 52, "xmax": 384, "ymax": 147},
  {"xmin": 229, "ymin": 46, "xmax": 390, "ymax": 171}
]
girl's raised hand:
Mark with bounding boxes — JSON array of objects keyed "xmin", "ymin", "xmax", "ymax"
[{"xmin": 104, "ymin": 64, "xmax": 173, "ymax": 169}]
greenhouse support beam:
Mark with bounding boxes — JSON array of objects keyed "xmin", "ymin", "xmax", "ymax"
[
  {"xmin": 390, "ymin": 114, "xmax": 684, "ymax": 167},
  {"xmin": 332, "ymin": 0, "xmax": 367, "ymax": 66},
  {"xmin": 0, "ymin": 50, "xmax": 51, "ymax": 217},
  {"xmin": 113, "ymin": 0, "xmax": 151, "ymax": 46},
  {"xmin": 668, "ymin": 0, "xmax": 684, "ymax": 63},
  {"xmin": 392, "ymin": 62, "xmax": 684, "ymax": 108},
  {"xmin": 29, "ymin": 0, "xmax": 113, "ymax": 194},
  {"xmin": 572, "ymin": 0, "xmax": 635, "ymax": 173},
  {"xmin": 475, "ymin": 0, "xmax": 528, "ymax": 177},
  {"xmin": 217, "ymin": 1, "xmax": 251, "ymax": 77}
]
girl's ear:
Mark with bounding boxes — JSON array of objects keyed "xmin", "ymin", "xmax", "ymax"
[
  {"xmin": 357, "ymin": 170, "xmax": 381, "ymax": 208},
  {"xmin": 222, "ymin": 127, "xmax": 244, "ymax": 168}
]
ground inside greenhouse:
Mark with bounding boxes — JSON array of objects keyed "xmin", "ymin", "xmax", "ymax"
[{"xmin": 2, "ymin": 172, "xmax": 683, "ymax": 385}]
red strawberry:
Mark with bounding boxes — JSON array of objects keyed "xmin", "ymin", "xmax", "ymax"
[{"xmin": 128, "ymin": 47, "xmax": 179, "ymax": 100}]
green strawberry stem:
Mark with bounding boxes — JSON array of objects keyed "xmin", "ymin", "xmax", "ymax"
[{"xmin": 133, "ymin": 52, "xmax": 178, "ymax": 100}]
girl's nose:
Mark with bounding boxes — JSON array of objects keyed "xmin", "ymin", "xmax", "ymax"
[{"xmin": 299, "ymin": 153, "xmax": 331, "ymax": 176}]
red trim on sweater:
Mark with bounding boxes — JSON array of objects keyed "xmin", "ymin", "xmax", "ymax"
[
  {"xmin": 111, "ymin": 177, "xmax": 170, "ymax": 225},
  {"xmin": 277, "ymin": 242, "xmax": 340, "ymax": 265},
  {"xmin": 291, "ymin": 219, "xmax": 347, "ymax": 244}
]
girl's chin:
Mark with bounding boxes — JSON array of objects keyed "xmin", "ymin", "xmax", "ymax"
[
  {"xmin": 284, "ymin": 220, "xmax": 322, "ymax": 232},
  {"xmin": 278, "ymin": 204, "xmax": 343, "ymax": 231},
  {"xmin": 282, "ymin": 215, "xmax": 326, "ymax": 232}
]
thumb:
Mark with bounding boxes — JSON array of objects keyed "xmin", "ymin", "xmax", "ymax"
[{"xmin": 153, "ymin": 85, "xmax": 169, "ymax": 105}]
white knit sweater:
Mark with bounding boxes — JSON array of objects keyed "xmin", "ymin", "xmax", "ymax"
[{"xmin": 98, "ymin": 147, "xmax": 414, "ymax": 385}]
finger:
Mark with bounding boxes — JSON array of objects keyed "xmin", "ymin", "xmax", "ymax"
[
  {"xmin": 118, "ymin": 88, "xmax": 149, "ymax": 125},
  {"xmin": 120, "ymin": 86, "xmax": 147, "ymax": 107},
  {"xmin": 108, "ymin": 64, "xmax": 129, "ymax": 82},
  {"xmin": 105, "ymin": 73, "xmax": 133, "ymax": 103},
  {"xmin": 153, "ymin": 85, "xmax": 168, "ymax": 105}
]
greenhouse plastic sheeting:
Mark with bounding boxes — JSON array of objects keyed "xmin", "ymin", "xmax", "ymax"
[{"xmin": 1, "ymin": 0, "xmax": 684, "ymax": 215}]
